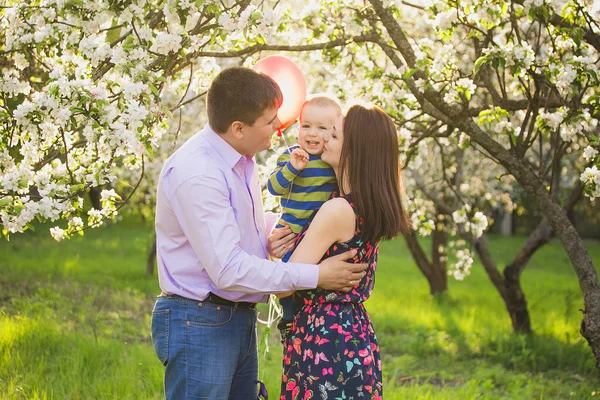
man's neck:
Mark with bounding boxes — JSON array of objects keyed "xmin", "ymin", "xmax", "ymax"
[{"xmin": 217, "ymin": 130, "xmax": 250, "ymax": 157}]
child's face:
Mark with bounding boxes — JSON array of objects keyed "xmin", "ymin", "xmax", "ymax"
[{"xmin": 297, "ymin": 104, "xmax": 339, "ymax": 155}]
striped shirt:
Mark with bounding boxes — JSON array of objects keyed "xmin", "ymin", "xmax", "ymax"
[{"xmin": 267, "ymin": 145, "xmax": 337, "ymax": 234}]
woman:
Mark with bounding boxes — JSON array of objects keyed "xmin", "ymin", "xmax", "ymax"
[{"xmin": 279, "ymin": 103, "xmax": 410, "ymax": 399}]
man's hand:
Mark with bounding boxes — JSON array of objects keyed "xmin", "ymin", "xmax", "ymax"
[
  {"xmin": 317, "ymin": 250, "xmax": 367, "ymax": 292},
  {"xmin": 290, "ymin": 148, "xmax": 309, "ymax": 171},
  {"xmin": 267, "ymin": 225, "xmax": 296, "ymax": 259}
]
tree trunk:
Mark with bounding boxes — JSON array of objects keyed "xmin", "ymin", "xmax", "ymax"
[
  {"xmin": 472, "ymin": 236, "xmax": 532, "ymax": 333},
  {"xmin": 147, "ymin": 234, "xmax": 156, "ymax": 276},
  {"xmin": 525, "ymin": 184, "xmax": 600, "ymax": 366},
  {"xmin": 89, "ymin": 185, "xmax": 102, "ymax": 210},
  {"xmin": 431, "ymin": 222, "xmax": 448, "ymax": 292},
  {"xmin": 402, "ymin": 229, "xmax": 447, "ymax": 295}
]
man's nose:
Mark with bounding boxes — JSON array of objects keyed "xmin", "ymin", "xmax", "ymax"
[{"xmin": 273, "ymin": 116, "xmax": 281, "ymax": 130}]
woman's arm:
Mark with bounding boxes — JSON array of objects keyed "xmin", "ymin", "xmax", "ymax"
[{"xmin": 276, "ymin": 197, "xmax": 355, "ymax": 298}]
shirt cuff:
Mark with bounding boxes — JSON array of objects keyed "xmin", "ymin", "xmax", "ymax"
[{"xmin": 292, "ymin": 263, "xmax": 320, "ymax": 290}]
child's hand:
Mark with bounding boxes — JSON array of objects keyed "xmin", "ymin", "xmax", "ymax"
[{"xmin": 290, "ymin": 148, "xmax": 309, "ymax": 171}]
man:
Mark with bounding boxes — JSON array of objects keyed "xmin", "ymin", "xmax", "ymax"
[{"xmin": 151, "ymin": 67, "xmax": 366, "ymax": 399}]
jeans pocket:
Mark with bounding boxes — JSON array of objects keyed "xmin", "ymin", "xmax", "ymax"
[
  {"xmin": 151, "ymin": 309, "xmax": 170, "ymax": 365},
  {"xmin": 188, "ymin": 302, "xmax": 233, "ymax": 327}
]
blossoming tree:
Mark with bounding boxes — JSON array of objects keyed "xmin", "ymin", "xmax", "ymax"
[
  {"xmin": 1, "ymin": 0, "xmax": 599, "ymax": 363},
  {"xmin": 362, "ymin": 0, "xmax": 600, "ymax": 361}
]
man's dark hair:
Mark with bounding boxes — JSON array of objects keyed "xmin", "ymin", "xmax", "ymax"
[{"xmin": 207, "ymin": 67, "xmax": 283, "ymax": 133}]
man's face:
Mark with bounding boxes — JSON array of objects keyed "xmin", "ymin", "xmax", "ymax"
[{"xmin": 240, "ymin": 107, "xmax": 281, "ymax": 155}]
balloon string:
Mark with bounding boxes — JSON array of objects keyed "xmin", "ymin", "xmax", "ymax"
[
  {"xmin": 277, "ymin": 129, "xmax": 291, "ymax": 154},
  {"xmin": 276, "ymin": 128, "xmax": 294, "ymax": 247}
]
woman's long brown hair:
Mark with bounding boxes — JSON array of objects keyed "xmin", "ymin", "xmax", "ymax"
[{"xmin": 338, "ymin": 104, "xmax": 410, "ymax": 244}]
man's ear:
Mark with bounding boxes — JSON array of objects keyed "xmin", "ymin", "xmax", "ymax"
[{"xmin": 231, "ymin": 121, "xmax": 244, "ymax": 139}]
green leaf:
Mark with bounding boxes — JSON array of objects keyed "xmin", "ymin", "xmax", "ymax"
[
  {"xmin": 403, "ymin": 68, "xmax": 417, "ymax": 80},
  {"xmin": 540, "ymin": 6, "xmax": 549, "ymax": 22},
  {"xmin": 148, "ymin": 83, "xmax": 159, "ymax": 97},
  {"xmin": 72, "ymin": 184, "xmax": 85, "ymax": 192},
  {"xmin": 122, "ymin": 36, "xmax": 136, "ymax": 50},
  {"xmin": 251, "ymin": 11, "xmax": 262, "ymax": 22},
  {"xmin": 105, "ymin": 20, "xmax": 121, "ymax": 44},
  {"xmin": 473, "ymin": 56, "xmax": 487, "ymax": 75},
  {"xmin": 71, "ymin": 107, "xmax": 86, "ymax": 114}
]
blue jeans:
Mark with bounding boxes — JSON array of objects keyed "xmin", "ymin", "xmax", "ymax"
[{"xmin": 151, "ymin": 295, "xmax": 259, "ymax": 399}]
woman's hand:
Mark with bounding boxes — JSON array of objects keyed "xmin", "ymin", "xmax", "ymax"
[{"xmin": 267, "ymin": 225, "xmax": 296, "ymax": 259}]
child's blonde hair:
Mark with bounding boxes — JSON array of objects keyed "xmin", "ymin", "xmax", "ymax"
[{"xmin": 301, "ymin": 94, "xmax": 343, "ymax": 118}]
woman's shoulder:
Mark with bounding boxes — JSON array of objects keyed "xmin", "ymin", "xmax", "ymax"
[
  {"xmin": 297, "ymin": 196, "xmax": 356, "ymax": 247},
  {"xmin": 315, "ymin": 197, "xmax": 355, "ymax": 228},
  {"xmin": 319, "ymin": 196, "xmax": 354, "ymax": 217}
]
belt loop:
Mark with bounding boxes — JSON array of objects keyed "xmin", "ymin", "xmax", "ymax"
[{"xmin": 234, "ymin": 301, "xmax": 239, "ymax": 311}]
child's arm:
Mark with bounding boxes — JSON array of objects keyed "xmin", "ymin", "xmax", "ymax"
[{"xmin": 267, "ymin": 148, "xmax": 308, "ymax": 196}]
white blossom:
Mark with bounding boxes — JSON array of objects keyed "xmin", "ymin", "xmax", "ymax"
[
  {"xmin": 449, "ymin": 249, "xmax": 473, "ymax": 281},
  {"xmin": 50, "ymin": 226, "xmax": 66, "ymax": 242},
  {"xmin": 580, "ymin": 165, "xmax": 600, "ymax": 185},
  {"xmin": 150, "ymin": 32, "xmax": 182, "ymax": 55},
  {"xmin": 583, "ymin": 146, "xmax": 599, "ymax": 161},
  {"xmin": 218, "ymin": 13, "xmax": 237, "ymax": 31}
]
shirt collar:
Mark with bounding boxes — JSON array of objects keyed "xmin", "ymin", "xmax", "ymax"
[{"xmin": 202, "ymin": 124, "xmax": 245, "ymax": 170}]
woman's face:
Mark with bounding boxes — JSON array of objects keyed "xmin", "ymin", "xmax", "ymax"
[{"xmin": 321, "ymin": 114, "xmax": 344, "ymax": 168}]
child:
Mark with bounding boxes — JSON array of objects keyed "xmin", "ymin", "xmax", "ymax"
[{"xmin": 267, "ymin": 95, "xmax": 341, "ymax": 340}]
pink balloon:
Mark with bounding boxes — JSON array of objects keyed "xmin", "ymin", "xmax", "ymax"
[{"xmin": 252, "ymin": 55, "xmax": 307, "ymax": 129}]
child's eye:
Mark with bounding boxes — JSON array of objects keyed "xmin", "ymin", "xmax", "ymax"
[
  {"xmin": 319, "ymin": 126, "xmax": 328, "ymax": 130},
  {"xmin": 301, "ymin": 124, "xmax": 309, "ymax": 129}
]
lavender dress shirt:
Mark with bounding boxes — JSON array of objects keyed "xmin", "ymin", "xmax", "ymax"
[{"xmin": 155, "ymin": 124, "xmax": 319, "ymax": 303}]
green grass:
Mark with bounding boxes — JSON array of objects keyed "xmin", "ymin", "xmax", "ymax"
[{"xmin": 1, "ymin": 222, "xmax": 599, "ymax": 399}]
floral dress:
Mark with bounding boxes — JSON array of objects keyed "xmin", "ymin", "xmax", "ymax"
[{"xmin": 280, "ymin": 194, "xmax": 382, "ymax": 400}]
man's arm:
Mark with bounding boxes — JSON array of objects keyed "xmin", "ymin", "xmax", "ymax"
[
  {"xmin": 171, "ymin": 173, "xmax": 319, "ymax": 294},
  {"xmin": 264, "ymin": 211, "xmax": 280, "ymax": 235}
]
